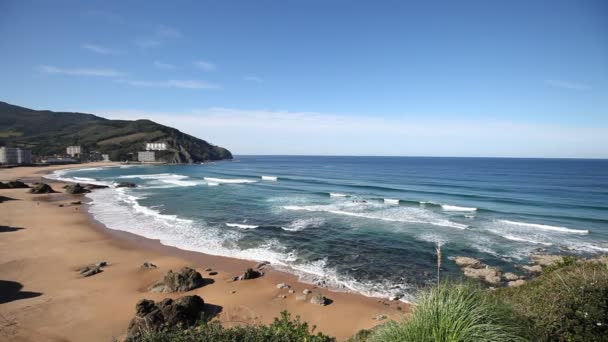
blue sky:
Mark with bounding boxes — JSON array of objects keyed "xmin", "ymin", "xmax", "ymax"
[{"xmin": 0, "ymin": 0, "xmax": 607, "ymax": 157}]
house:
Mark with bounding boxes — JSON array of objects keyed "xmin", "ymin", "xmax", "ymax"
[
  {"xmin": 146, "ymin": 142, "xmax": 167, "ymax": 151},
  {"xmin": 66, "ymin": 146, "xmax": 82, "ymax": 158},
  {"xmin": 138, "ymin": 151, "xmax": 156, "ymax": 162}
]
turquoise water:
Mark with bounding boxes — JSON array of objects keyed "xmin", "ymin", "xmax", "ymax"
[{"xmin": 48, "ymin": 156, "xmax": 608, "ymax": 300}]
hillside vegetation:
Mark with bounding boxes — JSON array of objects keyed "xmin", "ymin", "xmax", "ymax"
[{"xmin": 0, "ymin": 101, "xmax": 232, "ymax": 162}]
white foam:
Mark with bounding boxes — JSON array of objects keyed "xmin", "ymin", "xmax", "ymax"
[
  {"xmin": 283, "ymin": 205, "xmax": 467, "ymax": 229},
  {"xmin": 261, "ymin": 175, "xmax": 278, "ymax": 181},
  {"xmin": 329, "ymin": 193, "xmax": 348, "ymax": 197},
  {"xmin": 203, "ymin": 177, "xmax": 257, "ymax": 184},
  {"xmin": 441, "ymin": 204, "xmax": 477, "ymax": 212},
  {"xmin": 384, "ymin": 198, "xmax": 400, "ymax": 205},
  {"xmin": 44, "ymin": 169, "xmax": 112, "ymax": 186},
  {"xmin": 226, "ymin": 223, "xmax": 259, "ymax": 229},
  {"xmin": 499, "ymin": 233, "xmax": 553, "ymax": 246},
  {"xmin": 499, "ymin": 220, "xmax": 588, "ymax": 234},
  {"xmin": 281, "ymin": 217, "xmax": 325, "ymax": 232},
  {"xmin": 207, "ymin": 182, "xmax": 220, "ymax": 186}
]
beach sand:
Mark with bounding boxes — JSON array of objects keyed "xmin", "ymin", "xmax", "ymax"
[{"xmin": 0, "ymin": 163, "xmax": 409, "ymax": 341}]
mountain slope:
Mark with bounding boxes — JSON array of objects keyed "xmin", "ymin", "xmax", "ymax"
[{"xmin": 0, "ymin": 101, "xmax": 232, "ymax": 162}]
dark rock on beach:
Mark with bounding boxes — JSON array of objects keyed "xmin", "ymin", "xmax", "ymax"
[
  {"xmin": 310, "ymin": 293, "xmax": 329, "ymax": 306},
  {"xmin": 141, "ymin": 261, "xmax": 157, "ymax": 269},
  {"xmin": 116, "ymin": 182, "xmax": 137, "ymax": 188},
  {"xmin": 65, "ymin": 183, "xmax": 91, "ymax": 194},
  {"xmin": 126, "ymin": 295, "xmax": 207, "ymax": 341},
  {"xmin": 83, "ymin": 183, "xmax": 109, "ymax": 190},
  {"xmin": 6, "ymin": 180, "xmax": 29, "ymax": 189},
  {"xmin": 0, "ymin": 182, "xmax": 8, "ymax": 189},
  {"xmin": 29, "ymin": 183, "xmax": 55, "ymax": 194},
  {"xmin": 150, "ymin": 267, "xmax": 205, "ymax": 293},
  {"xmin": 234, "ymin": 268, "xmax": 263, "ymax": 281}
]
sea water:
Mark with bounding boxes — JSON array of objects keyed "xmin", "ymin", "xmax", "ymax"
[{"xmin": 47, "ymin": 156, "xmax": 608, "ymax": 301}]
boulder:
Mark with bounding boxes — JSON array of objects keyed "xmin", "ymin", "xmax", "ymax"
[
  {"xmin": 303, "ymin": 289, "xmax": 312, "ymax": 294},
  {"xmin": 79, "ymin": 265, "xmax": 102, "ymax": 277},
  {"xmin": 530, "ymin": 254, "xmax": 563, "ymax": 267},
  {"xmin": 0, "ymin": 182, "xmax": 8, "ymax": 189},
  {"xmin": 522, "ymin": 265, "xmax": 543, "ymax": 274},
  {"xmin": 507, "ymin": 279, "xmax": 527, "ymax": 287},
  {"xmin": 6, "ymin": 180, "xmax": 29, "ymax": 189},
  {"xmin": 454, "ymin": 256, "xmax": 482, "ymax": 269},
  {"xmin": 235, "ymin": 268, "xmax": 262, "ymax": 281},
  {"xmin": 310, "ymin": 293, "xmax": 328, "ymax": 306},
  {"xmin": 462, "ymin": 266, "xmax": 502, "ymax": 285},
  {"xmin": 150, "ymin": 267, "xmax": 205, "ymax": 293},
  {"xmin": 126, "ymin": 296, "xmax": 206, "ymax": 341},
  {"xmin": 83, "ymin": 183, "xmax": 109, "ymax": 190},
  {"xmin": 116, "ymin": 182, "xmax": 137, "ymax": 188},
  {"xmin": 65, "ymin": 183, "xmax": 90, "ymax": 194},
  {"xmin": 141, "ymin": 262, "xmax": 157, "ymax": 269},
  {"xmin": 503, "ymin": 272, "xmax": 520, "ymax": 281},
  {"xmin": 30, "ymin": 183, "xmax": 56, "ymax": 194},
  {"xmin": 276, "ymin": 283, "xmax": 290, "ymax": 289}
]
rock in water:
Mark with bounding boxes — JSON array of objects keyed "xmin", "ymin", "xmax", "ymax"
[
  {"xmin": 29, "ymin": 183, "xmax": 55, "ymax": 194},
  {"xmin": 7, "ymin": 180, "xmax": 29, "ymax": 188},
  {"xmin": 462, "ymin": 266, "xmax": 502, "ymax": 285},
  {"xmin": 116, "ymin": 182, "xmax": 137, "ymax": 188},
  {"xmin": 126, "ymin": 296, "xmax": 206, "ymax": 341},
  {"xmin": 310, "ymin": 293, "xmax": 328, "ymax": 306},
  {"xmin": 65, "ymin": 183, "xmax": 91, "ymax": 194},
  {"xmin": 454, "ymin": 256, "xmax": 482, "ymax": 269},
  {"xmin": 83, "ymin": 184, "xmax": 108, "ymax": 190},
  {"xmin": 150, "ymin": 267, "xmax": 205, "ymax": 292}
]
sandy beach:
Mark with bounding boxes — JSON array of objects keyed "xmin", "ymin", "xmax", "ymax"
[{"xmin": 0, "ymin": 163, "xmax": 409, "ymax": 342}]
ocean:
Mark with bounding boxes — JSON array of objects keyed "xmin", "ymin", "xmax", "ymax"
[{"xmin": 47, "ymin": 156, "xmax": 608, "ymax": 301}]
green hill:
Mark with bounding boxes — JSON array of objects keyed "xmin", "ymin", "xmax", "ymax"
[{"xmin": 0, "ymin": 101, "xmax": 232, "ymax": 163}]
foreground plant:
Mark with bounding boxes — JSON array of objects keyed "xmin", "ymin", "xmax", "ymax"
[
  {"xmin": 131, "ymin": 310, "xmax": 335, "ymax": 342},
  {"xmin": 369, "ymin": 283, "xmax": 527, "ymax": 342}
]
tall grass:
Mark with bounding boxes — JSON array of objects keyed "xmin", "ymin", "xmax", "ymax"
[{"xmin": 369, "ymin": 283, "xmax": 527, "ymax": 342}]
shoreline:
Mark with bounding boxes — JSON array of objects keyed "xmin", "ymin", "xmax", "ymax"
[{"xmin": 0, "ymin": 163, "xmax": 409, "ymax": 341}]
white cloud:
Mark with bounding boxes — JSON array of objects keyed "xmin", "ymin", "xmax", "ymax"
[
  {"xmin": 117, "ymin": 79, "xmax": 220, "ymax": 89},
  {"xmin": 154, "ymin": 61, "xmax": 176, "ymax": 69},
  {"xmin": 95, "ymin": 108, "xmax": 608, "ymax": 158},
  {"xmin": 81, "ymin": 44, "xmax": 119, "ymax": 55},
  {"xmin": 39, "ymin": 65, "xmax": 125, "ymax": 77},
  {"xmin": 244, "ymin": 75, "xmax": 263, "ymax": 83},
  {"xmin": 194, "ymin": 60, "xmax": 216, "ymax": 72},
  {"xmin": 545, "ymin": 79, "xmax": 590, "ymax": 90}
]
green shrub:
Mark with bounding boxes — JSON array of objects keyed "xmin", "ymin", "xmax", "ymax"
[
  {"xmin": 132, "ymin": 311, "xmax": 335, "ymax": 342},
  {"xmin": 495, "ymin": 261, "xmax": 608, "ymax": 341},
  {"xmin": 368, "ymin": 283, "xmax": 527, "ymax": 342}
]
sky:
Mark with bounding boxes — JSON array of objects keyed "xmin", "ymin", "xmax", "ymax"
[{"xmin": 0, "ymin": 0, "xmax": 607, "ymax": 158}]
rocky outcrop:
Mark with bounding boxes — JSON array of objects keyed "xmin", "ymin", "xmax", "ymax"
[
  {"xmin": 150, "ymin": 267, "xmax": 205, "ymax": 293},
  {"xmin": 522, "ymin": 265, "xmax": 543, "ymax": 274},
  {"xmin": 29, "ymin": 183, "xmax": 55, "ymax": 194},
  {"xmin": 530, "ymin": 254, "xmax": 563, "ymax": 267},
  {"xmin": 126, "ymin": 296, "xmax": 206, "ymax": 341},
  {"xmin": 462, "ymin": 266, "xmax": 502, "ymax": 285},
  {"xmin": 503, "ymin": 272, "xmax": 520, "ymax": 281},
  {"xmin": 6, "ymin": 180, "xmax": 29, "ymax": 189},
  {"xmin": 65, "ymin": 183, "xmax": 91, "ymax": 194},
  {"xmin": 507, "ymin": 279, "xmax": 526, "ymax": 287},
  {"xmin": 454, "ymin": 256, "xmax": 482, "ymax": 268},
  {"xmin": 116, "ymin": 182, "xmax": 137, "ymax": 188}
]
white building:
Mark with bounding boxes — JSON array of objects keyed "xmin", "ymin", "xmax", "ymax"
[
  {"xmin": 146, "ymin": 142, "xmax": 167, "ymax": 151},
  {"xmin": 0, "ymin": 147, "xmax": 32, "ymax": 165},
  {"xmin": 17, "ymin": 149, "xmax": 32, "ymax": 164},
  {"xmin": 66, "ymin": 146, "xmax": 82, "ymax": 157},
  {"xmin": 102, "ymin": 154, "xmax": 110, "ymax": 162},
  {"xmin": 138, "ymin": 151, "xmax": 156, "ymax": 162}
]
